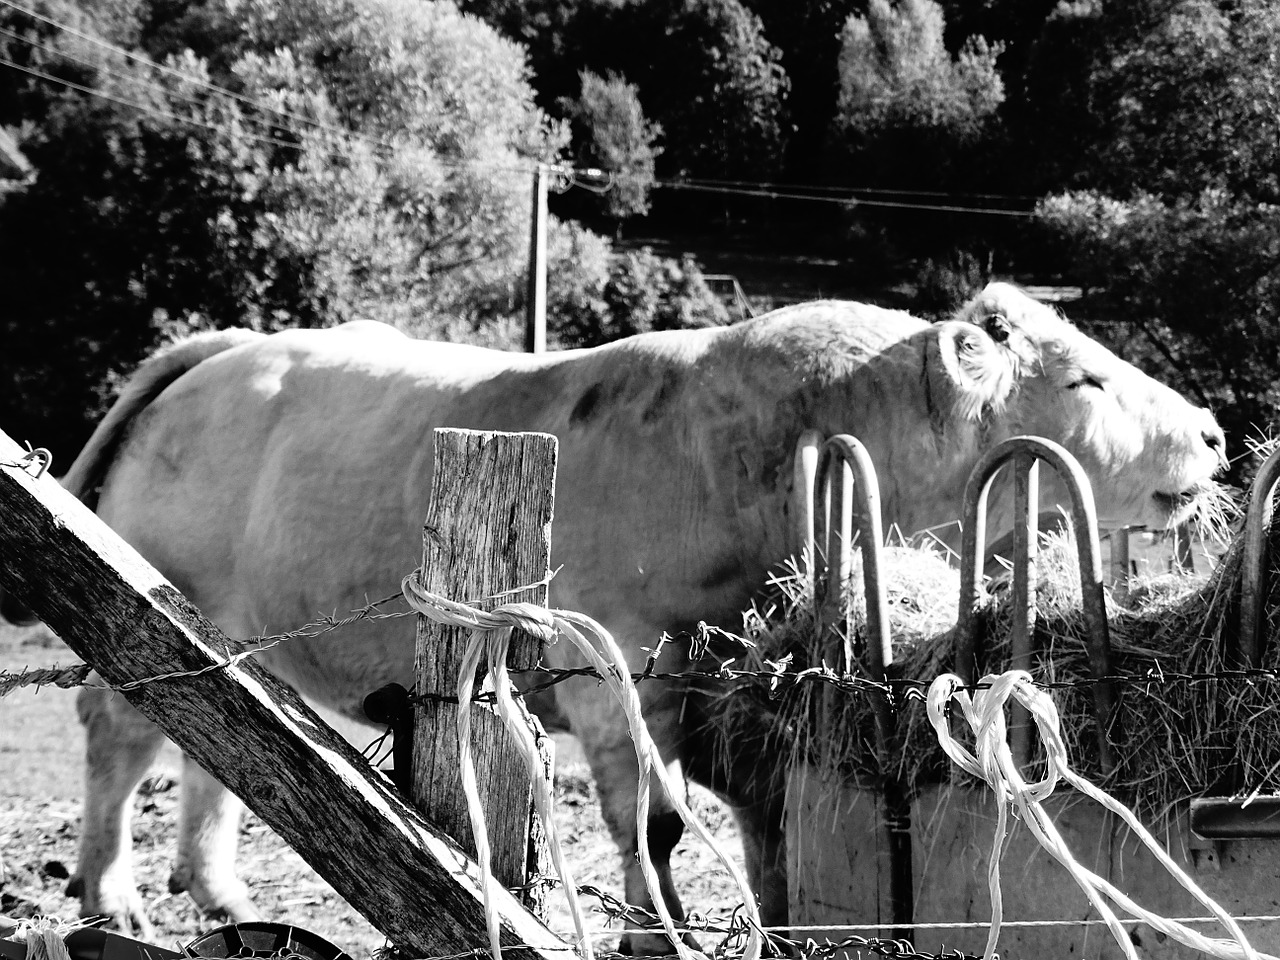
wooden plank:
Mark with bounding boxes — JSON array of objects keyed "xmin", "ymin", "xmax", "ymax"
[
  {"xmin": 411, "ymin": 429, "xmax": 556, "ymax": 904},
  {"xmin": 0, "ymin": 429, "xmax": 571, "ymax": 960}
]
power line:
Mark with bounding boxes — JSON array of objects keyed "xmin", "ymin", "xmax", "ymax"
[
  {"xmin": 0, "ymin": 5, "xmax": 551, "ymax": 182},
  {"xmin": 0, "ymin": 0, "xmax": 398, "ymax": 156},
  {"xmin": 0, "ymin": 23, "xmax": 303, "ymax": 141},
  {"xmin": 666, "ymin": 173, "xmax": 1038, "ymax": 202},
  {"xmin": 654, "ymin": 177, "xmax": 1037, "ymax": 217},
  {"xmin": 0, "ymin": 52, "xmax": 304, "ymax": 151},
  {"xmin": 0, "ymin": 0, "xmax": 1042, "ymax": 219}
]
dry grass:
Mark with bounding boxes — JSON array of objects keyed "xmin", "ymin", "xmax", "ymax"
[{"xmin": 714, "ymin": 504, "xmax": 1280, "ymax": 828}]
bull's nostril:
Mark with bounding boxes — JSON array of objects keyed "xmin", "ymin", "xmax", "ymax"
[{"xmin": 1202, "ymin": 426, "xmax": 1227, "ymax": 464}]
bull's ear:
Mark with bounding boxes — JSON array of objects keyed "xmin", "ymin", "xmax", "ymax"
[{"xmin": 927, "ymin": 320, "xmax": 1017, "ymax": 422}]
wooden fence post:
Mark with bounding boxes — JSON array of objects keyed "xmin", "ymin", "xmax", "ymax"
[
  {"xmin": 411, "ymin": 428, "xmax": 557, "ymax": 918},
  {"xmin": 0, "ymin": 428, "xmax": 571, "ymax": 960}
]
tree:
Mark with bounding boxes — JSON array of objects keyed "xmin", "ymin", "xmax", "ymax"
[
  {"xmin": 1033, "ymin": 0, "xmax": 1280, "ymax": 476},
  {"xmin": 636, "ymin": 0, "xmax": 790, "ymax": 180},
  {"xmin": 832, "ymin": 0, "xmax": 1004, "ymax": 188},
  {"xmin": 0, "ymin": 0, "xmax": 569, "ymax": 458},
  {"xmin": 557, "ymin": 70, "xmax": 662, "ymax": 222}
]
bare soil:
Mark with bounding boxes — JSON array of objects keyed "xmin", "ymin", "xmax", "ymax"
[{"xmin": 0, "ymin": 623, "xmax": 741, "ymax": 958}]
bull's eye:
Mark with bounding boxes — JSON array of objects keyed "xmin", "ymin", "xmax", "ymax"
[
  {"xmin": 1068, "ymin": 375, "xmax": 1105, "ymax": 391},
  {"xmin": 984, "ymin": 314, "xmax": 1011, "ymax": 343}
]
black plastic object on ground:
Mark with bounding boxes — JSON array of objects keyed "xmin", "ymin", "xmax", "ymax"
[{"xmin": 3, "ymin": 923, "xmax": 352, "ymax": 960}]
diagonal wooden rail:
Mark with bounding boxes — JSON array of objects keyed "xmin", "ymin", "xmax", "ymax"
[{"xmin": 0, "ymin": 428, "xmax": 571, "ymax": 960}]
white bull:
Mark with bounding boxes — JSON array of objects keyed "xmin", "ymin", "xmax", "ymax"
[{"xmin": 16, "ymin": 283, "xmax": 1225, "ymax": 951}]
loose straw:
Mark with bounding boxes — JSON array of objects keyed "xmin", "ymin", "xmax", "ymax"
[{"xmin": 927, "ymin": 669, "xmax": 1274, "ymax": 960}]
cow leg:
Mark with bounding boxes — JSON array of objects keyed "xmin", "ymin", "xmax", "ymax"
[
  {"xmin": 169, "ymin": 757, "xmax": 260, "ymax": 922},
  {"xmin": 577, "ymin": 730, "xmax": 696, "ymax": 956},
  {"xmin": 730, "ymin": 799, "xmax": 789, "ymax": 939},
  {"xmin": 70, "ymin": 683, "xmax": 166, "ymax": 935}
]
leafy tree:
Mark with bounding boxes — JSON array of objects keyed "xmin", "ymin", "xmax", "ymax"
[
  {"xmin": 551, "ymin": 243, "xmax": 730, "ymax": 348},
  {"xmin": 1033, "ymin": 0, "xmax": 1280, "ymax": 476},
  {"xmin": 557, "ymin": 70, "xmax": 662, "ymax": 222},
  {"xmin": 832, "ymin": 0, "xmax": 1004, "ymax": 188},
  {"xmin": 1015, "ymin": 0, "xmax": 1106, "ymax": 194},
  {"xmin": 463, "ymin": 0, "xmax": 790, "ymax": 187},
  {"xmin": 0, "ymin": 0, "xmax": 569, "ymax": 459},
  {"xmin": 1038, "ymin": 190, "xmax": 1280, "ymax": 477},
  {"xmin": 634, "ymin": 0, "xmax": 790, "ymax": 180},
  {"xmin": 737, "ymin": 0, "xmax": 857, "ymax": 179}
]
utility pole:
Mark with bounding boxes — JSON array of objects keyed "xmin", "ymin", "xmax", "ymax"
[{"xmin": 524, "ymin": 163, "xmax": 548, "ymax": 354}]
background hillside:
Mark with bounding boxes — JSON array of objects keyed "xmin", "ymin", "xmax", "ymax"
[{"xmin": 2, "ymin": 0, "xmax": 1278, "ymax": 484}]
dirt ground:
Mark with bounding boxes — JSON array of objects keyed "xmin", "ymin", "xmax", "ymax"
[{"xmin": 0, "ymin": 623, "xmax": 742, "ymax": 958}]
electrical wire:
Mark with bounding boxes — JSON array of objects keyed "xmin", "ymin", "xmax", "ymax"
[{"xmin": 0, "ymin": 0, "xmax": 1042, "ymax": 218}]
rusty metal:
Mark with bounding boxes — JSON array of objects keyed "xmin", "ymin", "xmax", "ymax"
[
  {"xmin": 808, "ymin": 434, "xmax": 913, "ymax": 940},
  {"xmin": 1239, "ymin": 445, "xmax": 1280, "ymax": 667},
  {"xmin": 954, "ymin": 436, "xmax": 1115, "ymax": 772},
  {"xmin": 1190, "ymin": 796, "xmax": 1280, "ymax": 839}
]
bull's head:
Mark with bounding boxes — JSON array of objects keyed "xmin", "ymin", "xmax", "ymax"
[{"xmin": 932, "ymin": 282, "xmax": 1227, "ymax": 530}]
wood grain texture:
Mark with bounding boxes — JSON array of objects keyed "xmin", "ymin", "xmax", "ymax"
[
  {"xmin": 0, "ymin": 429, "xmax": 570, "ymax": 960},
  {"xmin": 410, "ymin": 429, "xmax": 557, "ymax": 910}
]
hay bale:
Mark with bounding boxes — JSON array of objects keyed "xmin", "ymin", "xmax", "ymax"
[{"xmin": 712, "ymin": 515, "xmax": 1280, "ymax": 824}]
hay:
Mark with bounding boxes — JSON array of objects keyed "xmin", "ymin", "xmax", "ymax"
[{"xmin": 712, "ymin": 509, "xmax": 1280, "ymax": 825}]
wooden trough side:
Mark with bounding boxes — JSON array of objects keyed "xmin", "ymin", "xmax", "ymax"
[
  {"xmin": 788, "ymin": 777, "xmax": 1280, "ymax": 960},
  {"xmin": 0, "ymin": 428, "xmax": 570, "ymax": 960}
]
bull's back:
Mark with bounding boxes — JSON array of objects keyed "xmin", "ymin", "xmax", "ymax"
[
  {"xmin": 89, "ymin": 310, "xmax": 921, "ymax": 710},
  {"xmin": 91, "ymin": 325, "xmax": 704, "ymax": 707}
]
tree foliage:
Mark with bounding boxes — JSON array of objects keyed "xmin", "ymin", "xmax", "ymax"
[
  {"xmin": 1034, "ymin": 0, "xmax": 1280, "ymax": 475},
  {"xmin": 832, "ymin": 0, "xmax": 1004, "ymax": 187},
  {"xmin": 635, "ymin": 0, "xmax": 790, "ymax": 180},
  {"xmin": 557, "ymin": 70, "xmax": 662, "ymax": 221},
  {"xmin": 463, "ymin": 0, "xmax": 790, "ymax": 183},
  {"xmin": 0, "ymin": 0, "xmax": 567, "ymax": 458}
]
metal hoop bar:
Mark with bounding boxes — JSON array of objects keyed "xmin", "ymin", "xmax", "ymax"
[
  {"xmin": 1009, "ymin": 453, "xmax": 1039, "ymax": 766},
  {"xmin": 1240, "ymin": 447, "xmax": 1280, "ymax": 667},
  {"xmin": 808, "ymin": 433, "xmax": 912, "ymax": 939},
  {"xmin": 954, "ymin": 436, "xmax": 1115, "ymax": 772},
  {"xmin": 813, "ymin": 435, "xmax": 892, "ymax": 677}
]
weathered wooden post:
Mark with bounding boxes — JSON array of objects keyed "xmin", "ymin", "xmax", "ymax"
[
  {"xmin": 410, "ymin": 428, "xmax": 557, "ymax": 918},
  {"xmin": 0, "ymin": 428, "xmax": 572, "ymax": 960}
]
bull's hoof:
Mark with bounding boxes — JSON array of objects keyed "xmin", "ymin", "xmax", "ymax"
[
  {"xmin": 168, "ymin": 873, "xmax": 262, "ymax": 925},
  {"xmin": 73, "ymin": 886, "xmax": 155, "ymax": 940}
]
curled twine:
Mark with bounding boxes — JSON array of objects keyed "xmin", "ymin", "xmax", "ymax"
[
  {"xmin": 927, "ymin": 670, "xmax": 1273, "ymax": 960},
  {"xmin": 401, "ymin": 573, "xmax": 763, "ymax": 960}
]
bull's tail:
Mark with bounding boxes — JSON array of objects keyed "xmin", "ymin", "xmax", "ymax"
[
  {"xmin": 0, "ymin": 328, "xmax": 265, "ymax": 625},
  {"xmin": 62, "ymin": 328, "xmax": 266, "ymax": 507}
]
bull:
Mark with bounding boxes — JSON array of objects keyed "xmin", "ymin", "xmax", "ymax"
[{"xmin": 3, "ymin": 283, "xmax": 1226, "ymax": 952}]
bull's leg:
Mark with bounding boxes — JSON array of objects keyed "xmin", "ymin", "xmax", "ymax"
[
  {"xmin": 70, "ymin": 683, "xmax": 166, "ymax": 935},
  {"xmin": 577, "ymin": 730, "xmax": 696, "ymax": 956},
  {"xmin": 169, "ymin": 757, "xmax": 260, "ymax": 922},
  {"xmin": 730, "ymin": 800, "xmax": 789, "ymax": 939},
  {"xmin": 561, "ymin": 671, "xmax": 699, "ymax": 957}
]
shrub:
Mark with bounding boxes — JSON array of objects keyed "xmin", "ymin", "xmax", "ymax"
[{"xmin": 551, "ymin": 246, "xmax": 729, "ymax": 348}]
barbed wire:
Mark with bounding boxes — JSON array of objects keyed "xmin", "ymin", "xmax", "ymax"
[{"xmin": 7, "ymin": 587, "xmax": 1280, "ymax": 707}]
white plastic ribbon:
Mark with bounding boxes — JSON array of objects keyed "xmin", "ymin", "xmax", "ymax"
[{"xmin": 927, "ymin": 670, "xmax": 1271, "ymax": 960}]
